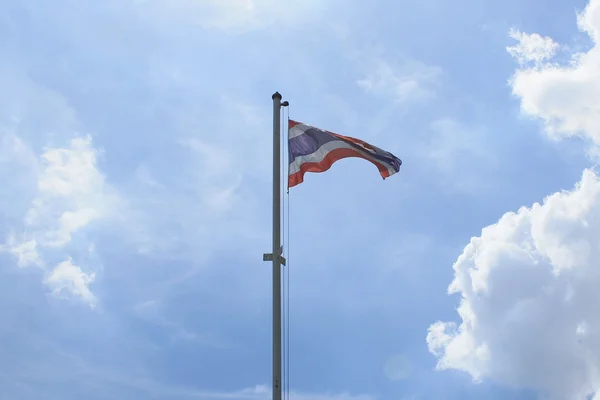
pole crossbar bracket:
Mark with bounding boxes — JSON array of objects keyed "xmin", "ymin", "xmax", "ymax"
[{"xmin": 263, "ymin": 252, "xmax": 286, "ymax": 266}]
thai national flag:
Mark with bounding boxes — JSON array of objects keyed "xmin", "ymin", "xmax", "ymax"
[{"xmin": 287, "ymin": 120, "xmax": 402, "ymax": 188}]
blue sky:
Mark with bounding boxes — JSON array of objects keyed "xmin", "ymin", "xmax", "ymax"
[{"xmin": 3, "ymin": 0, "xmax": 600, "ymax": 399}]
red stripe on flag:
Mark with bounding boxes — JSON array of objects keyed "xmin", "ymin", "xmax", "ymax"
[{"xmin": 288, "ymin": 147, "xmax": 391, "ymax": 188}]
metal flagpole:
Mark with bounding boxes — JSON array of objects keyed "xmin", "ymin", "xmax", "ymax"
[
  {"xmin": 272, "ymin": 91, "xmax": 282, "ymax": 400},
  {"xmin": 264, "ymin": 91, "xmax": 287, "ymax": 400}
]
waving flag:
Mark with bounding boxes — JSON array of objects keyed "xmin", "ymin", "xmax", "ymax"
[{"xmin": 287, "ymin": 120, "xmax": 402, "ymax": 188}]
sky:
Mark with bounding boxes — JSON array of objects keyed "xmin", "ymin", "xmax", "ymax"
[{"xmin": 3, "ymin": 0, "xmax": 600, "ymax": 399}]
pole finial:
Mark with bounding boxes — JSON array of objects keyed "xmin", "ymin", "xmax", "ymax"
[{"xmin": 272, "ymin": 92, "xmax": 282, "ymax": 100}]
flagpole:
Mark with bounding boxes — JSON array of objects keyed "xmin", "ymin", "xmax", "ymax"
[{"xmin": 271, "ymin": 91, "xmax": 283, "ymax": 400}]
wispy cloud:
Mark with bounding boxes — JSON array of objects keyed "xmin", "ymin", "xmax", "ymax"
[
  {"xmin": 5, "ymin": 339, "xmax": 377, "ymax": 400},
  {"xmin": 383, "ymin": 354, "xmax": 412, "ymax": 381},
  {"xmin": 116, "ymin": 99, "xmax": 267, "ymax": 261},
  {"xmin": 136, "ymin": 0, "xmax": 330, "ymax": 33},
  {"xmin": 410, "ymin": 118, "xmax": 498, "ymax": 194},
  {"xmin": 425, "ymin": 119, "xmax": 493, "ymax": 171},
  {"xmin": 357, "ymin": 58, "xmax": 441, "ymax": 104},
  {"xmin": 132, "ymin": 299, "xmax": 231, "ymax": 348},
  {"xmin": 177, "ymin": 137, "xmax": 243, "ymax": 214}
]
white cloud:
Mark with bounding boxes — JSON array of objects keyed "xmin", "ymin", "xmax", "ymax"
[
  {"xmin": 2, "ymin": 235, "xmax": 42, "ymax": 268},
  {"xmin": 427, "ymin": 168, "xmax": 600, "ymax": 399},
  {"xmin": 44, "ymin": 257, "xmax": 96, "ymax": 306},
  {"xmin": 19, "ymin": 137, "xmax": 119, "ymax": 249},
  {"xmin": 137, "ymin": 0, "xmax": 327, "ymax": 32},
  {"xmin": 508, "ymin": 0, "xmax": 600, "ymax": 148},
  {"xmin": 357, "ymin": 58, "xmax": 441, "ymax": 104},
  {"xmin": 1, "ymin": 136, "xmax": 117, "ymax": 306},
  {"xmin": 36, "ymin": 137, "xmax": 104, "ymax": 196},
  {"xmin": 507, "ymin": 28, "xmax": 559, "ymax": 66},
  {"xmin": 44, "ymin": 208, "xmax": 99, "ymax": 247}
]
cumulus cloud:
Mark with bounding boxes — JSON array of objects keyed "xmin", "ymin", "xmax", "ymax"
[
  {"xmin": 427, "ymin": 168, "xmax": 600, "ymax": 399},
  {"xmin": 1, "ymin": 136, "xmax": 117, "ymax": 306},
  {"xmin": 508, "ymin": 0, "xmax": 600, "ymax": 148},
  {"xmin": 428, "ymin": 4, "xmax": 600, "ymax": 398}
]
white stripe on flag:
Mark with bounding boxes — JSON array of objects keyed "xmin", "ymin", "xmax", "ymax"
[
  {"xmin": 289, "ymin": 123, "xmax": 310, "ymax": 139},
  {"xmin": 289, "ymin": 139, "xmax": 396, "ymax": 176}
]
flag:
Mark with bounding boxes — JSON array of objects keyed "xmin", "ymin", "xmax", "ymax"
[{"xmin": 287, "ymin": 120, "xmax": 402, "ymax": 188}]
